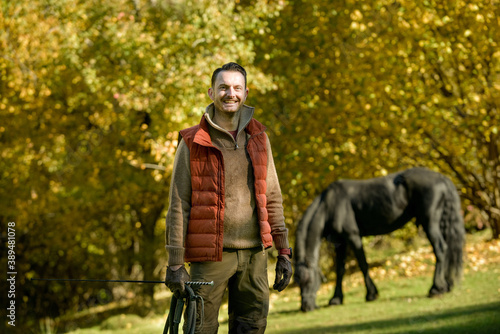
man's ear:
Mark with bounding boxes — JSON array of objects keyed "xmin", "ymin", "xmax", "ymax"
[{"xmin": 208, "ymin": 87, "xmax": 214, "ymax": 101}]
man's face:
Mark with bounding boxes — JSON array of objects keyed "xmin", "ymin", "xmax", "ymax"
[{"xmin": 208, "ymin": 70, "xmax": 248, "ymax": 114}]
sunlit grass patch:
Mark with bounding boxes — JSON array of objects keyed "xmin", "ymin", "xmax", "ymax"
[{"xmin": 64, "ymin": 231, "xmax": 500, "ymax": 334}]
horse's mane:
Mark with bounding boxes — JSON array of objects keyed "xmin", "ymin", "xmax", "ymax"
[
  {"xmin": 294, "ymin": 194, "xmax": 323, "ymax": 264},
  {"xmin": 294, "ymin": 184, "xmax": 342, "ymax": 264}
]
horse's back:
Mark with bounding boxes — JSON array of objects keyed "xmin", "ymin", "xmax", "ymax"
[
  {"xmin": 401, "ymin": 167, "xmax": 447, "ymax": 188},
  {"xmin": 334, "ymin": 174, "xmax": 412, "ymax": 235},
  {"xmin": 400, "ymin": 168, "xmax": 452, "ymax": 213},
  {"xmin": 338, "ymin": 167, "xmax": 452, "ymax": 235}
]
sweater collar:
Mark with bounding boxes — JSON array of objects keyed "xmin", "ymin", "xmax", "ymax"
[
  {"xmin": 193, "ymin": 103, "xmax": 264, "ymax": 147},
  {"xmin": 203, "ymin": 103, "xmax": 255, "ymax": 134}
]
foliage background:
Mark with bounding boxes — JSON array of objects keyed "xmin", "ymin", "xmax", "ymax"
[{"xmin": 1, "ymin": 0, "xmax": 498, "ymax": 331}]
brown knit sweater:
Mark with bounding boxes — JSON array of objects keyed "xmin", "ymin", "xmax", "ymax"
[{"xmin": 165, "ymin": 104, "xmax": 289, "ymax": 266}]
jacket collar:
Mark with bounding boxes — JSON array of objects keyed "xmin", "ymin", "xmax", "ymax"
[{"xmin": 193, "ymin": 103, "xmax": 264, "ymax": 146}]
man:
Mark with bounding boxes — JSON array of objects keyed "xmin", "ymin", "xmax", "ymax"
[{"xmin": 165, "ymin": 62, "xmax": 292, "ymax": 333}]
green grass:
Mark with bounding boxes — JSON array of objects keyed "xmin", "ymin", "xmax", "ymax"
[
  {"xmin": 61, "ymin": 232, "xmax": 499, "ymax": 334},
  {"xmin": 266, "ymin": 269, "xmax": 500, "ymax": 334}
]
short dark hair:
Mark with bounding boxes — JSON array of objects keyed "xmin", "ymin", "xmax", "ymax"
[{"xmin": 211, "ymin": 62, "xmax": 247, "ymax": 88}]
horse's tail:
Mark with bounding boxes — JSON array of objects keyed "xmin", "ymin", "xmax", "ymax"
[{"xmin": 440, "ymin": 176, "xmax": 465, "ymax": 288}]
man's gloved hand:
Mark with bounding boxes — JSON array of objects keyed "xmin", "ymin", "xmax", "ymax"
[
  {"xmin": 273, "ymin": 255, "xmax": 292, "ymax": 292},
  {"xmin": 165, "ymin": 265, "xmax": 190, "ymax": 297}
]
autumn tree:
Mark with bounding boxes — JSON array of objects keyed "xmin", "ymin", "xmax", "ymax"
[
  {"xmin": 1, "ymin": 0, "xmax": 281, "ymax": 327},
  {"xmin": 1, "ymin": 0, "xmax": 498, "ymax": 330},
  {"xmin": 250, "ymin": 0, "xmax": 499, "ymax": 238}
]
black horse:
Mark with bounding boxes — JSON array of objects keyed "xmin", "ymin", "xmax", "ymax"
[{"xmin": 294, "ymin": 167, "xmax": 465, "ymax": 312}]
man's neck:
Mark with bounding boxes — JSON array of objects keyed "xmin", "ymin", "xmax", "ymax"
[{"xmin": 213, "ymin": 109, "xmax": 240, "ymax": 131}]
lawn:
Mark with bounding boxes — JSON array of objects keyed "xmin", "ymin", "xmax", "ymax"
[{"xmin": 59, "ymin": 231, "xmax": 499, "ymax": 334}]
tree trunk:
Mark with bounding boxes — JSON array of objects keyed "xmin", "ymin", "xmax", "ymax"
[
  {"xmin": 133, "ymin": 199, "xmax": 165, "ymax": 316},
  {"xmin": 491, "ymin": 214, "xmax": 500, "ymax": 240}
]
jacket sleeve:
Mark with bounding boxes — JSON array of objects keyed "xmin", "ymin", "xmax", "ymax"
[
  {"xmin": 165, "ymin": 138, "xmax": 192, "ymax": 266},
  {"xmin": 264, "ymin": 134, "xmax": 290, "ymax": 250}
]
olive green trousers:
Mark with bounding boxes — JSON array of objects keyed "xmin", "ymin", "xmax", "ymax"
[{"xmin": 190, "ymin": 247, "xmax": 269, "ymax": 334}]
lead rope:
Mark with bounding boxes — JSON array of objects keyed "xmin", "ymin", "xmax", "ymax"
[{"xmin": 163, "ymin": 284, "xmax": 207, "ymax": 334}]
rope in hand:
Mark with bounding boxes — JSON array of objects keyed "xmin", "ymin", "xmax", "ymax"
[{"xmin": 163, "ymin": 281, "xmax": 213, "ymax": 334}]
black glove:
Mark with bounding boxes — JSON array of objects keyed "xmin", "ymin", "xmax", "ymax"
[
  {"xmin": 165, "ymin": 265, "xmax": 190, "ymax": 297},
  {"xmin": 273, "ymin": 256, "xmax": 292, "ymax": 292}
]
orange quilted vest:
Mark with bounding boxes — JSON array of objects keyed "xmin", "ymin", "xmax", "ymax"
[{"xmin": 179, "ymin": 116, "xmax": 273, "ymax": 262}]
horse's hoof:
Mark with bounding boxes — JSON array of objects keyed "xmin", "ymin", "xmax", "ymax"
[
  {"xmin": 428, "ymin": 286, "xmax": 448, "ymax": 297},
  {"xmin": 428, "ymin": 290, "xmax": 445, "ymax": 298},
  {"xmin": 428, "ymin": 292, "xmax": 444, "ymax": 298},
  {"xmin": 329, "ymin": 297, "xmax": 343, "ymax": 305},
  {"xmin": 366, "ymin": 293, "xmax": 378, "ymax": 302},
  {"xmin": 301, "ymin": 303, "xmax": 318, "ymax": 312}
]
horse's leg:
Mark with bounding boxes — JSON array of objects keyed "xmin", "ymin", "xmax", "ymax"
[
  {"xmin": 347, "ymin": 233, "xmax": 378, "ymax": 302},
  {"xmin": 329, "ymin": 241, "xmax": 346, "ymax": 305},
  {"xmin": 421, "ymin": 216, "xmax": 449, "ymax": 296}
]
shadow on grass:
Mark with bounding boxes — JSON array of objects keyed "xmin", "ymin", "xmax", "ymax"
[
  {"xmin": 271, "ymin": 294, "xmax": 429, "ymax": 317},
  {"xmin": 54, "ymin": 296, "xmax": 172, "ymax": 333},
  {"xmin": 378, "ymin": 294, "xmax": 429, "ymax": 303},
  {"xmin": 283, "ymin": 301, "xmax": 500, "ymax": 334}
]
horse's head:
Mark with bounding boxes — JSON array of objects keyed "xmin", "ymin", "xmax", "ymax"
[
  {"xmin": 294, "ymin": 262, "xmax": 322, "ymax": 312},
  {"xmin": 294, "ymin": 193, "xmax": 330, "ymax": 312}
]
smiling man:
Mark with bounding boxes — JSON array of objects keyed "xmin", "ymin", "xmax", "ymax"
[{"xmin": 164, "ymin": 62, "xmax": 292, "ymax": 333}]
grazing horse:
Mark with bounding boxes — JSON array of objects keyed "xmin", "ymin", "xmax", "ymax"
[{"xmin": 294, "ymin": 167, "xmax": 465, "ymax": 312}]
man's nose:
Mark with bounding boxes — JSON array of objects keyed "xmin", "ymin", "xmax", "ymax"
[{"xmin": 226, "ymin": 87, "xmax": 236, "ymax": 96}]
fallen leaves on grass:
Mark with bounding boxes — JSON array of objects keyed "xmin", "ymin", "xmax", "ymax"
[
  {"xmin": 465, "ymin": 239, "xmax": 500, "ymax": 273},
  {"xmin": 345, "ymin": 237, "xmax": 500, "ymax": 287}
]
